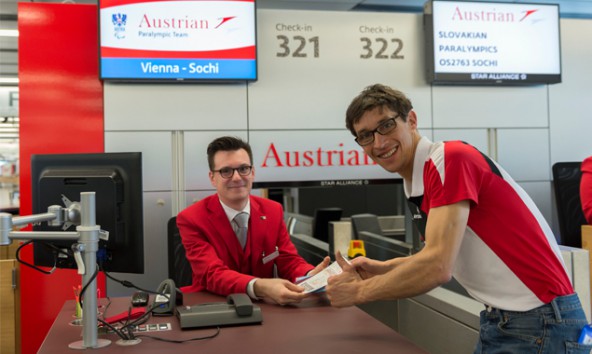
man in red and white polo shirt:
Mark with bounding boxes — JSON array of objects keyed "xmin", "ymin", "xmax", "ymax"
[{"xmin": 326, "ymin": 84, "xmax": 590, "ymax": 354}]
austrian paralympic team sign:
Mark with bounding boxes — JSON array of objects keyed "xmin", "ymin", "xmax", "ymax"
[{"xmin": 99, "ymin": 0, "xmax": 257, "ymax": 81}]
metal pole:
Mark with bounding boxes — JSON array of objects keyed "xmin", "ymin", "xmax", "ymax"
[
  {"xmin": 69, "ymin": 192, "xmax": 110, "ymax": 349},
  {"xmin": 2, "ymin": 192, "xmax": 111, "ymax": 350}
]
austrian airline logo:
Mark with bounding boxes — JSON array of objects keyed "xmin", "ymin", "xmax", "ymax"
[
  {"xmin": 451, "ymin": 6, "xmax": 544, "ymax": 23},
  {"xmin": 215, "ymin": 16, "xmax": 236, "ymax": 29},
  {"xmin": 137, "ymin": 14, "xmax": 237, "ymax": 30},
  {"xmin": 519, "ymin": 9, "xmax": 539, "ymax": 22},
  {"xmin": 111, "ymin": 13, "xmax": 127, "ymax": 39}
]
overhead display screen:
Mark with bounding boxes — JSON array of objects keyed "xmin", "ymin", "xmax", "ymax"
[
  {"xmin": 99, "ymin": 0, "xmax": 257, "ymax": 82},
  {"xmin": 424, "ymin": 0, "xmax": 561, "ymax": 85}
]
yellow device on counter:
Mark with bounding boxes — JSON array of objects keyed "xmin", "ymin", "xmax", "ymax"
[{"xmin": 347, "ymin": 240, "xmax": 366, "ymax": 259}]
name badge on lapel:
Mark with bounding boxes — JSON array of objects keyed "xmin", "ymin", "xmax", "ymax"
[{"xmin": 262, "ymin": 247, "xmax": 279, "ymax": 264}]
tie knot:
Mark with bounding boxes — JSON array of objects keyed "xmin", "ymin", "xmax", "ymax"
[{"xmin": 234, "ymin": 212, "xmax": 249, "ymax": 228}]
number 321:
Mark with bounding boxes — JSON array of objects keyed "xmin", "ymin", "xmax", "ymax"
[{"xmin": 276, "ymin": 35, "xmax": 320, "ymax": 58}]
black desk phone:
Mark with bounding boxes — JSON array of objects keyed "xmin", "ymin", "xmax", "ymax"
[
  {"xmin": 176, "ymin": 293, "xmax": 263, "ymax": 329},
  {"xmin": 227, "ymin": 293, "xmax": 253, "ymax": 316}
]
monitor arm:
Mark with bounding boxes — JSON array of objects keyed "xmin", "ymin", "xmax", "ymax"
[{"xmin": 0, "ymin": 191, "xmax": 110, "ymax": 350}]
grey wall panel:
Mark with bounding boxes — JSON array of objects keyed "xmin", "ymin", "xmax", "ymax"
[
  {"xmin": 250, "ymin": 10, "xmax": 432, "ymax": 130},
  {"xmin": 549, "ymin": 19, "xmax": 592, "ymax": 164},
  {"xmin": 105, "ymin": 131, "xmax": 173, "ymax": 192},
  {"xmin": 497, "ymin": 128, "xmax": 550, "ymax": 182},
  {"xmin": 432, "ymin": 129, "xmax": 488, "ymax": 155},
  {"xmin": 106, "ymin": 191, "xmax": 172, "ymax": 297},
  {"xmin": 432, "ymin": 85, "xmax": 548, "ymax": 128},
  {"xmin": 418, "ymin": 128, "xmax": 433, "ymax": 142},
  {"xmin": 104, "ymin": 83, "xmax": 248, "ymax": 131}
]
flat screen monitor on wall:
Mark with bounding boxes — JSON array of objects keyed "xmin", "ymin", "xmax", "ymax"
[
  {"xmin": 31, "ymin": 152, "xmax": 144, "ymax": 274},
  {"xmin": 99, "ymin": 0, "xmax": 257, "ymax": 82},
  {"xmin": 424, "ymin": 0, "xmax": 561, "ymax": 85}
]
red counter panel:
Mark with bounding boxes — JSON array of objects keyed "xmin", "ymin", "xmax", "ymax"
[{"xmin": 18, "ymin": 4, "xmax": 105, "ymax": 354}]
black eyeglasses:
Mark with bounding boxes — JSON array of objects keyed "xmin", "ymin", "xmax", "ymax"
[
  {"xmin": 212, "ymin": 165, "xmax": 253, "ymax": 179},
  {"xmin": 355, "ymin": 116, "xmax": 400, "ymax": 146}
]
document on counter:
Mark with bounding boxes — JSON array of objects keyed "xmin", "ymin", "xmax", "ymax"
[{"xmin": 297, "ymin": 256, "xmax": 350, "ymax": 294}]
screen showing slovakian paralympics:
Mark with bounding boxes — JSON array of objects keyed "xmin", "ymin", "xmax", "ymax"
[
  {"xmin": 99, "ymin": 0, "xmax": 257, "ymax": 81},
  {"xmin": 424, "ymin": 0, "xmax": 561, "ymax": 85}
]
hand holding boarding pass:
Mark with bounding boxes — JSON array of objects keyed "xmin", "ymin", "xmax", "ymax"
[{"xmin": 297, "ymin": 255, "xmax": 351, "ymax": 293}]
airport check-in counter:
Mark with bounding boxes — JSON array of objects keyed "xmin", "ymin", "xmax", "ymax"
[
  {"xmin": 287, "ymin": 214, "xmax": 481, "ymax": 353},
  {"xmin": 288, "ymin": 214, "xmax": 592, "ymax": 354},
  {"xmin": 344, "ymin": 226, "xmax": 481, "ymax": 354}
]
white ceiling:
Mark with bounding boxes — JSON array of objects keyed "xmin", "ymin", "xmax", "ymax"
[{"xmin": 1, "ymin": 0, "xmax": 592, "ymax": 85}]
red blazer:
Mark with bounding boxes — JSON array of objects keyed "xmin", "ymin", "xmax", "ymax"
[
  {"xmin": 177, "ymin": 194, "xmax": 314, "ymax": 295},
  {"xmin": 582, "ymin": 156, "xmax": 592, "ymax": 224}
]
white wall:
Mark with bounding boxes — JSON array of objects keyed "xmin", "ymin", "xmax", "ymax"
[{"xmin": 103, "ymin": 10, "xmax": 592, "ymax": 295}]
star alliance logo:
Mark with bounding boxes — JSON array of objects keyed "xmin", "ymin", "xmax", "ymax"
[{"xmin": 112, "ymin": 13, "xmax": 127, "ymax": 39}]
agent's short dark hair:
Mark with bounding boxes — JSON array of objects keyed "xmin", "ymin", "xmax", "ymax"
[
  {"xmin": 345, "ymin": 84, "xmax": 413, "ymax": 136},
  {"xmin": 207, "ymin": 136, "xmax": 253, "ymax": 170}
]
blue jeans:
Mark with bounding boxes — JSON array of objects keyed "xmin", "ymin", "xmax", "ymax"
[{"xmin": 473, "ymin": 294, "xmax": 592, "ymax": 354}]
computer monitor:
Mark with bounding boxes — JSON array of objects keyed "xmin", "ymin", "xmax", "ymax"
[
  {"xmin": 31, "ymin": 152, "xmax": 144, "ymax": 274},
  {"xmin": 312, "ymin": 208, "xmax": 343, "ymax": 243}
]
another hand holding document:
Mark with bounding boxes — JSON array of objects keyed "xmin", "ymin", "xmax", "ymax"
[{"xmin": 297, "ymin": 255, "xmax": 351, "ymax": 294}]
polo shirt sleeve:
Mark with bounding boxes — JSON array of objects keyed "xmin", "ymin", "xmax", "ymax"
[{"xmin": 423, "ymin": 141, "xmax": 484, "ymax": 210}]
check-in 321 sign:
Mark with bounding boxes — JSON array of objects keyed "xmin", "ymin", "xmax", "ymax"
[{"xmin": 275, "ymin": 35, "xmax": 405, "ymax": 59}]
